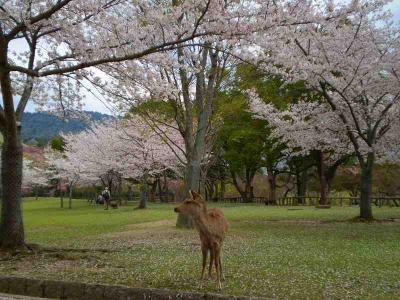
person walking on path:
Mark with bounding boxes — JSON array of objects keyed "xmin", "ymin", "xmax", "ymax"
[{"xmin": 102, "ymin": 187, "xmax": 111, "ymax": 210}]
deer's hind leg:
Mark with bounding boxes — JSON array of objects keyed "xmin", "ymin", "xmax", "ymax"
[
  {"xmin": 213, "ymin": 244, "xmax": 222, "ymax": 290},
  {"xmin": 219, "ymin": 254, "xmax": 224, "ymax": 282}
]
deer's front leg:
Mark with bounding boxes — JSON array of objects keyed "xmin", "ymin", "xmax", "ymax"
[
  {"xmin": 200, "ymin": 246, "xmax": 208, "ymax": 287},
  {"xmin": 208, "ymin": 247, "xmax": 214, "ymax": 279}
]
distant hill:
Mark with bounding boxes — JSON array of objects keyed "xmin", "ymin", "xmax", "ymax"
[{"xmin": 21, "ymin": 111, "xmax": 113, "ymax": 143}]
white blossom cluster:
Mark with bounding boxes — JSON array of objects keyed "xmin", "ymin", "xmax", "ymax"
[{"xmin": 45, "ymin": 116, "xmax": 185, "ymax": 185}]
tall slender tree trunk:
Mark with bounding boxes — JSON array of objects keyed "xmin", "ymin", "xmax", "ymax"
[
  {"xmin": 60, "ymin": 191, "xmax": 64, "ymax": 208},
  {"xmin": 68, "ymin": 186, "xmax": 73, "ymax": 209},
  {"xmin": 163, "ymin": 170, "xmax": 168, "ymax": 202},
  {"xmin": 359, "ymin": 153, "xmax": 374, "ymax": 220},
  {"xmin": 317, "ymin": 152, "xmax": 329, "ymax": 206},
  {"xmin": 220, "ymin": 179, "xmax": 225, "ymax": 201},
  {"xmin": 296, "ymin": 170, "xmax": 308, "ymax": 204}
]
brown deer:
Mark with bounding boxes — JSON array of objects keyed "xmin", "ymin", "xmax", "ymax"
[{"xmin": 174, "ymin": 190, "xmax": 229, "ymax": 290}]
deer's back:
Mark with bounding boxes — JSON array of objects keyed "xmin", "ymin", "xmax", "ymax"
[{"xmin": 206, "ymin": 208, "xmax": 229, "ymax": 238}]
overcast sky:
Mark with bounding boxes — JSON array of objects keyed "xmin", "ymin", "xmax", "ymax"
[{"xmin": 6, "ymin": 2, "xmax": 400, "ymax": 115}]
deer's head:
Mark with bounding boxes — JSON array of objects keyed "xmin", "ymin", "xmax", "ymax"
[{"xmin": 174, "ymin": 190, "xmax": 206, "ymax": 217}]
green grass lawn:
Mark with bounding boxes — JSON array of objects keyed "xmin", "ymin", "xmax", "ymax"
[{"xmin": 1, "ymin": 198, "xmax": 400, "ymax": 299}]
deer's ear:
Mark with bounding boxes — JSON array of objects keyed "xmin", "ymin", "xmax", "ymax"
[
  {"xmin": 190, "ymin": 190, "xmax": 200, "ymax": 199},
  {"xmin": 188, "ymin": 190, "xmax": 194, "ymax": 199}
]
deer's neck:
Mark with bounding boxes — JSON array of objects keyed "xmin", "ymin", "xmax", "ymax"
[{"xmin": 193, "ymin": 208, "xmax": 211, "ymax": 236}]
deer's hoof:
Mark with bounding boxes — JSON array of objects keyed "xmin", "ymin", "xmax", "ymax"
[{"xmin": 217, "ymin": 282, "xmax": 223, "ymax": 291}]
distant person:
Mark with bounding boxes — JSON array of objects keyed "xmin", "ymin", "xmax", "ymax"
[{"xmin": 102, "ymin": 187, "xmax": 111, "ymax": 210}]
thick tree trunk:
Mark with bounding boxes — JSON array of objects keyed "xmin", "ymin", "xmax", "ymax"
[
  {"xmin": 184, "ymin": 160, "xmax": 201, "ymax": 193},
  {"xmin": 176, "ymin": 159, "xmax": 200, "ymax": 228},
  {"xmin": 0, "ymin": 45, "xmax": 27, "ymax": 249},
  {"xmin": 359, "ymin": 153, "xmax": 374, "ymax": 220},
  {"xmin": 0, "ymin": 138, "xmax": 25, "ymax": 249}
]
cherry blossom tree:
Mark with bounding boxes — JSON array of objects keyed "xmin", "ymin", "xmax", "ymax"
[
  {"xmin": 45, "ymin": 146, "xmax": 96, "ymax": 208},
  {"xmin": 249, "ymin": 94, "xmax": 354, "ymax": 205},
  {"xmin": 22, "ymin": 160, "xmax": 49, "ymax": 198},
  {"xmin": 117, "ymin": 118, "xmax": 185, "ymax": 208},
  {"xmin": 60, "ymin": 117, "xmax": 184, "ymax": 209},
  {"xmin": 252, "ymin": 0, "xmax": 400, "ymax": 218},
  {"xmin": 0, "ymin": 0, "xmax": 245, "ymax": 248}
]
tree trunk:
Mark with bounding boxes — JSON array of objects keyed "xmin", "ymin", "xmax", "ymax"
[
  {"xmin": 184, "ymin": 160, "xmax": 201, "ymax": 193},
  {"xmin": 296, "ymin": 170, "xmax": 308, "ymax": 203},
  {"xmin": 214, "ymin": 183, "xmax": 219, "ymax": 202},
  {"xmin": 359, "ymin": 153, "xmax": 374, "ymax": 220},
  {"xmin": 176, "ymin": 159, "xmax": 201, "ymax": 228},
  {"xmin": 0, "ymin": 137, "xmax": 25, "ymax": 249},
  {"xmin": 68, "ymin": 186, "xmax": 73, "ymax": 209},
  {"xmin": 60, "ymin": 191, "xmax": 64, "ymax": 208},
  {"xmin": 116, "ymin": 178, "xmax": 122, "ymax": 205},
  {"xmin": 157, "ymin": 178, "xmax": 162, "ymax": 202},
  {"xmin": 149, "ymin": 180, "xmax": 158, "ymax": 202},
  {"xmin": 176, "ymin": 46, "xmax": 217, "ymax": 229},
  {"xmin": 267, "ymin": 174, "xmax": 277, "ymax": 204},
  {"xmin": 138, "ymin": 176, "xmax": 148, "ymax": 209},
  {"xmin": 220, "ymin": 179, "xmax": 225, "ymax": 201},
  {"xmin": 317, "ymin": 152, "xmax": 329, "ymax": 206},
  {"xmin": 128, "ymin": 185, "xmax": 133, "ymax": 202},
  {"xmin": 0, "ymin": 54, "xmax": 27, "ymax": 249},
  {"xmin": 162, "ymin": 170, "xmax": 168, "ymax": 202}
]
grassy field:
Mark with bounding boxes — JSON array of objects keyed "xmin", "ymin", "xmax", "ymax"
[{"xmin": 1, "ymin": 198, "xmax": 400, "ymax": 299}]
